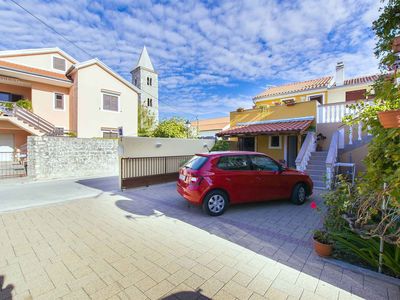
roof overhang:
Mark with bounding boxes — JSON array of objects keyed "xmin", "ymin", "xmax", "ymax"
[
  {"xmin": 0, "ymin": 67, "xmax": 72, "ymax": 87},
  {"xmin": 253, "ymin": 87, "xmax": 328, "ymax": 103},
  {"xmin": 0, "ymin": 47, "xmax": 78, "ymax": 64},
  {"xmin": 217, "ymin": 117, "xmax": 314, "ymax": 137},
  {"xmin": 67, "ymin": 59, "xmax": 141, "ymax": 94}
]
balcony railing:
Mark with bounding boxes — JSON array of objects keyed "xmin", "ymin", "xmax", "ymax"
[{"xmin": 317, "ymin": 101, "xmax": 373, "ymax": 124}]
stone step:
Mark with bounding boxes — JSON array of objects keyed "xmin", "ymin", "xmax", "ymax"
[
  {"xmin": 306, "ymin": 170, "xmax": 324, "ymax": 177},
  {"xmin": 307, "ymin": 166, "xmax": 325, "ymax": 172}
]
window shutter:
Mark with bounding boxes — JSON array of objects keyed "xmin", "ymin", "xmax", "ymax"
[{"xmin": 53, "ymin": 57, "xmax": 66, "ymax": 71}]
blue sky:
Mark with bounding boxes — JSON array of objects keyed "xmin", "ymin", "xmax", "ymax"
[{"xmin": 0, "ymin": 0, "xmax": 381, "ymax": 121}]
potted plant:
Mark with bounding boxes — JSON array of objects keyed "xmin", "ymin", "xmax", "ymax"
[
  {"xmin": 313, "ymin": 229, "xmax": 333, "ymax": 257},
  {"xmin": 378, "ymin": 109, "xmax": 400, "ymax": 128},
  {"xmin": 236, "ymin": 107, "xmax": 245, "ymax": 112}
]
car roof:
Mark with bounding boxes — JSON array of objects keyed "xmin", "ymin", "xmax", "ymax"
[{"xmin": 195, "ymin": 151, "xmax": 267, "ymax": 157}]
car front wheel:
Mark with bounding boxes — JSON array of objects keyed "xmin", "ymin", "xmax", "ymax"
[
  {"xmin": 291, "ymin": 183, "xmax": 307, "ymax": 205},
  {"xmin": 203, "ymin": 190, "xmax": 228, "ymax": 216}
]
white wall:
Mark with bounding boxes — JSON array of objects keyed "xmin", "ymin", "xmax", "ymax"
[
  {"xmin": 76, "ymin": 64, "xmax": 139, "ymax": 138},
  {"xmin": 119, "ymin": 136, "xmax": 215, "ymax": 158}
]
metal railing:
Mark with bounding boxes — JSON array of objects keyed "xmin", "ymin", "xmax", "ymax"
[
  {"xmin": 0, "ymin": 102, "xmax": 63, "ymax": 136},
  {"xmin": 0, "ymin": 151, "xmax": 27, "ymax": 178}
]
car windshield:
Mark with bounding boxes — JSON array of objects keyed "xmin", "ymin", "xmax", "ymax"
[{"xmin": 184, "ymin": 155, "xmax": 208, "ymax": 170}]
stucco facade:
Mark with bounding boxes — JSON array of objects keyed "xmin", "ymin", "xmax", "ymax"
[{"xmin": 0, "ymin": 48, "xmax": 140, "ymax": 155}]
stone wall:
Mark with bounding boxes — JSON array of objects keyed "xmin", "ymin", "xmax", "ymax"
[{"xmin": 28, "ymin": 136, "xmax": 118, "ymax": 179}]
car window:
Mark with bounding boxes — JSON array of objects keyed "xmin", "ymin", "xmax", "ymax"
[
  {"xmin": 217, "ymin": 155, "xmax": 251, "ymax": 171},
  {"xmin": 250, "ymin": 155, "xmax": 280, "ymax": 171},
  {"xmin": 184, "ymin": 155, "xmax": 208, "ymax": 170}
]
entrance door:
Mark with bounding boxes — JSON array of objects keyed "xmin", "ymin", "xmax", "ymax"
[
  {"xmin": 238, "ymin": 137, "xmax": 255, "ymax": 151},
  {"xmin": 287, "ymin": 135, "xmax": 298, "ymax": 168},
  {"xmin": 0, "ymin": 133, "xmax": 14, "ymax": 161}
]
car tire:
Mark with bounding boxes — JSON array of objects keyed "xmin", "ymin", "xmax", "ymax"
[
  {"xmin": 203, "ymin": 190, "xmax": 228, "ymax": 216},
  {"xmin": 290, "ymin": 183, "xmax": 307, "ymax": 205}
]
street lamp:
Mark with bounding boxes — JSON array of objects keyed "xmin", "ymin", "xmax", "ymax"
[{"xmin": 185, "ymin": 120, "xmax": 191, "ymax": 138}]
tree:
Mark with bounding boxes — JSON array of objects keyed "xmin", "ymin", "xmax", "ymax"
[
  {"xmin": 138, "ymin": 104, "xmax": 156, "ymax": 137},
  {"xmin": 342, "ymin": 0, "xmax": 400, "ymax": 245},
  {"xmin": 152, "ymin": 117, "xmax": 189, "ymax": 138}
]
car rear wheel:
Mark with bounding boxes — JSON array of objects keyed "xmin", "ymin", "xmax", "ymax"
[
  {"xmin": 291, "ymin": 183, "xmax": 307, "ymax": 205},
  {"xmin": 203, "ymin": 190, "xmax": 228, "ymax": 216}
]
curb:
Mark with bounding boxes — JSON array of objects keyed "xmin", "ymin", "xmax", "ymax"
[{"xmin": 322, "ymin": 257, "xmax": 400, "ymax": 286}]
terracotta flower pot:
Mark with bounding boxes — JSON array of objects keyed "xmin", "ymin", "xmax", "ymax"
[
  {"xmin": 313, "ymin": 238, "xmax": 333, "ymax": 257},
  {"xmin": 378, "ymin": 109, "xmax": 400, "ymax": 128}
]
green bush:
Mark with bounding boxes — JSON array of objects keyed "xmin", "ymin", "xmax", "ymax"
[
  {"xmin": 331, "ymin": 230, "xmax": 400, "ymax": 277},
  {"xmin": 211, "ymin": 140, "xmax": 229, "ymax": 151},
  {"xmin": 16, "ymin": 99, "xmax": 32, "ymax": 111}
]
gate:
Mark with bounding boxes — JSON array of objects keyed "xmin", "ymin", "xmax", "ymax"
[
  {"xmin": 118, "ymin": 136, "xmax": 215, "ymax": 190},
  {"xmin": 120, "ymin": 155, "xmax": 192, "ymax": 189},
  {"xmin": 0, "ymin": 148, "xmax": 27, "ymax": 179}
]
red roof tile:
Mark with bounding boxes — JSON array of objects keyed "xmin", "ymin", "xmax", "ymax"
[
  {"xmin": 217, "ymin": 119, "xmax": 313, "ymax": 136},
  {"xmin": 0, "ymin": 60, "xmax": 71, "ymax": 81},
  {"xmin": 343, "ymin": 74, "xmax": 379, "ymax": 86},
  {"xmin": 253, "ymin": 77, "xmax": 332, "ymax": 100}
]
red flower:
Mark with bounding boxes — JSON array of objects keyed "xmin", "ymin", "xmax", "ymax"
[{"xmin": 310, "ymin": 201, "xmax": 317, "ymax": 209}]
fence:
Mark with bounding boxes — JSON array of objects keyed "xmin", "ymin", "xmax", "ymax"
[
  {"xmin": 0, "ymin": 151, "xmax": 27, "ymax": 178},
  {"xmin": 120, "ymin": 155, "xmax": 192, "ymax": 189}
]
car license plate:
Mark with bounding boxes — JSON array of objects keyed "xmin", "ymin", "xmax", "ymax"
[{"xmin": 179, "ymin": 174, "xmax": 186, "ymax": 181}]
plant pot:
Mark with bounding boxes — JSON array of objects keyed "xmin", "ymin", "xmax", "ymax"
[
  {"xmin": 378, "ymin": 109, "xmax": 400, "ymax": 128},
  {"xmin": 313, "ymin": 238, "xmax": 333, "ymax": 257}
]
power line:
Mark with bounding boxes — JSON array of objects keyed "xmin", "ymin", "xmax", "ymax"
[
  {"xmin": 9, "ymin": 0, "xmax": 92, "ymax": 58},
  {"xmin": 10, "ymin": 0, "xmax": 191, "ymax": 118}
]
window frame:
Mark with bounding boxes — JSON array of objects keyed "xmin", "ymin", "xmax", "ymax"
[
  {"xmin": 307, "ymin": 93, "xmax": 325, "ymax": 104},
  {"xmin": 216, "ymin": 155, "xmax": 252, "ymax": 171},
  {"xmin": 269, "ymin": 135, "xmax": 281, "ymax": 149},
  {"xmin": 101, "ymin": 92, "xmax": 120, "ymax": 113},
  {"xmin": 53, "ymin": 93, "xmax": 65, "ymax": 111},
  {"xmin": 51, "ymin": 55, "xmax": 67, "ymax": 72},
  {"xmin": 249, "ymin": 155, "xmax": 280, "ymax": 172}
]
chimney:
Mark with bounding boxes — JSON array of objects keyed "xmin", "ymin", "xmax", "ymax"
[{"xmin": 335, "ymin": 62, "xmax": 345, "ymax": 86}]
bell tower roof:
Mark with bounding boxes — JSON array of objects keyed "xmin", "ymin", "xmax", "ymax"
[{"xmin": 134, "ymin": 46, "xmax": 155, "ymax": 71}]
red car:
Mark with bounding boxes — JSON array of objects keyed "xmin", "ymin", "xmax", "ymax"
[{"xmin": 177, "ymin": 151, "xmax": 313, "ymax": 216}]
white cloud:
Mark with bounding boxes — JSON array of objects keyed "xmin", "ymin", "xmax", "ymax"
[{"xmin": 0, "ymin": 0, "xmax": 382, "ymax": 119}]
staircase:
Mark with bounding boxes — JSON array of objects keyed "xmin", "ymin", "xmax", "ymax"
[
  {"xmin": 0, "ymin": 103, "xmax": 63, "ymax": 136},
  {"xmin": 304, "ymin": 151, "xmax": 328, "ymax": 189}
]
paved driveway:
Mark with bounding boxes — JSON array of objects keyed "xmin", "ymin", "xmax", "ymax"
[{"xmin": 0, "ymin": 179, "xmax": 399, "ymax": 300}]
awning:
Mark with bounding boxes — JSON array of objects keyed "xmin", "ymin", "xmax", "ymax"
[{"xmin": 217, "ymin": 119, "xmax": 313, "ymax": 137}]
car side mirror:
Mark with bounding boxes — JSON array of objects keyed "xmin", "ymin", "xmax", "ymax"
[{"xmin": 279, "ymin": 164, "xmax": 286, "ymax": 172}]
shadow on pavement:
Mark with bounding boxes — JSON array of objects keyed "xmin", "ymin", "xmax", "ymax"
[
  {"xmin": 76, "ymin": 178, "xmax": 395, "ymax": 299},
  {"xmin": 0, "ymin": 275, "xmax": 14, "ymax": 300},
  {"xmin": 161, "ymin": 289, "xmax": 210, "ymax": 300}
]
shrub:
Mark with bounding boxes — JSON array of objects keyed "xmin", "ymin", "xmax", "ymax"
[
  {"xmin": 16, "ymin": 99, "xmax": 32, "ymax": 111},
  {"xmin": 211, "ymin": 140, "xmax": 229, "ymax": 151}
]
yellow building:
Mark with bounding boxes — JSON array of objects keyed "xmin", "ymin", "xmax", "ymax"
[{"xmin": 217, "ymin": 63, "xmax": 377, "ymax": 188}]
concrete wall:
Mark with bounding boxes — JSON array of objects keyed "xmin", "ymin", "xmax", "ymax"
[
  {"xmin": 27, "ymin": 136, "xmax": 118, "ymax": 179},
  {"xmin": 339, "ymin": 144, "xmax": 368, "ymax": 174},
  {"xmin": 76, "ymin": 64, "xmax": 139, "ymax": 138},
  {"xmin": 119, "ymin": 137, "xmax": 215, "ymax": 158}
]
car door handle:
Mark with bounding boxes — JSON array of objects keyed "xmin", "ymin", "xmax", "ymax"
[{"xmin": 225, "ymin": 177, "xmax": 232, "ymax": 181}]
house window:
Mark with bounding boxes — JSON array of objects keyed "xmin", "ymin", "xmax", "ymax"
[
  {"xmin": 308, "ymin": 94, "xmax": 324, "ymax": 104},
  {"xmin": 102, "ymin": 131, "xmax": 118, "ymax": 138},
  {"xmin": 52, "ymin": 56, "xmax": 66, "ymax": 71},
  {"xmin": 147, "ymin": 77, "xmax": 152, "ymax": 86},
  {"xmin": 346, "ymin": 89, "xmax": 367, "ymax": 102},
  {"xmin": 0, "ymin": 92, "xmax": 22, "ymax": 102},
  {"xmin": 102, "ymin": 93, "xmax": 119, "ymax": 112},
  {"xmin": 269, "ymin": 135, "xmax": 281, "ymax": 149},
  {"xmin": 147, "ymin": 98, "xmax": 153, "ymax": 107},
  {"xmin": 134, "ymin": 78, "xmax": 137, "ymax": 86},
  {"xmin": 54, "ymin": 93, "xmax": 64, "ymax": 110}
]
